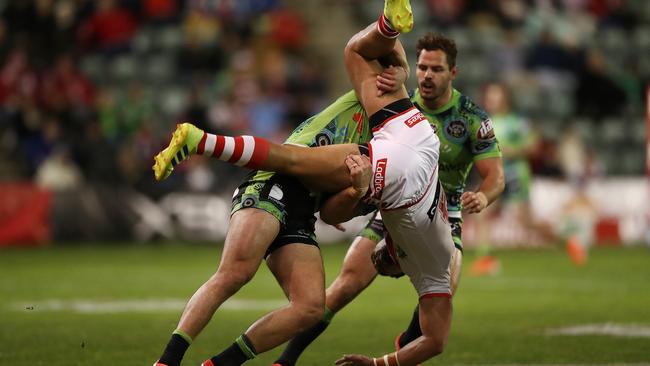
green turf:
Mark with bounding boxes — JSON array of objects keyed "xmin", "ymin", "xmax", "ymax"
[{"xmin": 1, "ymin": 244, "xmax": 649, "ymax": 365}]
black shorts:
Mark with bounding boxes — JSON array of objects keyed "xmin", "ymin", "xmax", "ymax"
[{"xmin": 231, "ymin": 170, "xmax": 319, "ymax": 257}]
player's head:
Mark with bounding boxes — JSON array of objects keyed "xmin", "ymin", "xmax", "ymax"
[
  {"xmin": 415, "ymin": 33, "xmax": 458, "ymax": 103},
  {"xmin": 481, "ymin": 81, "xmax": 512, "ymax": 115}
]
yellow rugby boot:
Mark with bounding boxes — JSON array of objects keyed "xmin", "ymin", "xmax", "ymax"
[
  {"xmin": 384, "ymin": 0, "xmax": 413, "ymax": 33},
  {"xmin": 152, "ymin": 123, "xmax": 204, "ymax": 181}
]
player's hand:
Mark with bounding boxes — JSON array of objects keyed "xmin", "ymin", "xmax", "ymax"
[
  {"xmin": 461, "ymin": 191, "xmax": 488, "ymax": 214},
  {"xmin": 335, "ymin": 354, "xmax": 374, "ymax": 366},
  {"xmin": 346, "ymin": 154, "xmax": 372, "ymax": 199},
  {"xmin": 376, "ymin": 66, "xmax": 406, "ymax": 96}
]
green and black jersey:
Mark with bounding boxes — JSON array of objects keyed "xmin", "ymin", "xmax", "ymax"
[
  {"xmin": 286, "ymin": 90, "xmax": 371, "ymax": 147},
  {"xmin": 412, "ymin": 88, "xmax": 502, "ymax": 218},
  {"xmin": 231, "ymin": 90, "xmax": 370, "ymax": 253}
]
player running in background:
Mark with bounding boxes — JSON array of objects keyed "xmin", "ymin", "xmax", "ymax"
[
  {"xmin": 478, "ymin": 81, "xmax": 554, "ymax": 246},
  {"xmin": 151, "ymin": 1, "xmax": 427, "ymax": 365},
  {"xmin": 273, "ymin": 33, "xmax": 505, "ymax": 366}
]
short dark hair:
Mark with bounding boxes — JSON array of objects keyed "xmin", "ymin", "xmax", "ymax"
[{"xmin": 416, "ymin": 33, "xmax": 457, "ymax": 69}]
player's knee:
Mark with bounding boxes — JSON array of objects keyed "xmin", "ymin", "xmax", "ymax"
[
  {"xmin": 212, "ymin": 267, "xmax": 255, "ymax": 291},
  {"xmin": 296, "ymin": 305, "xmax": 324, "ymax": 328}
]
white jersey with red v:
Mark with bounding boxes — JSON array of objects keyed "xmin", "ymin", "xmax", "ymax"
[{"xmin": 367, "ymin": 107, "xmax": 439, "ymax": 210}]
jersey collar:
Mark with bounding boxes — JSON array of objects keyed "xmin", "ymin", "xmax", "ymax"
[{"xmin": 413, "ymin": 88, "xmax": 460, "ymax": 115}]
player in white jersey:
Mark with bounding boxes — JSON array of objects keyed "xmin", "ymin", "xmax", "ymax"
[
  {"xmin": 341, "ymin": 104, "xmax": 455, "ymax": 297},
  {"xmin": 316, "ymin": 1, "xmax": 456, "ymax": 363}
]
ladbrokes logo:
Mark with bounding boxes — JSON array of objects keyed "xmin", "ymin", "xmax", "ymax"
[
  {"xmin": 373, "ymin": 159, "xmax": 388, "ymax": 199},
  {"xmin": 478, "ymin": 119, "xmax": 495, "ymax": 139},
  {"xmin": 404, "ymin": 113, "xmax": 426, "ymax": 128}
]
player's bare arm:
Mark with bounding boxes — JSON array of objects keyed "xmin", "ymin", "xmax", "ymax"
[
  {"xmin": 336, "ymin": 295, "xmax": 452, "ymax": 366},
  {"xmin": 320, "ymin": 154, "xmax": 372, "ymax": 225},
  {"xmin": 344, "ymin": 28, "xmax": 410, "ymax": 117},
  {"xmin": 377, "ymin": 40, "xmax": 410, "ymax": 76},
  {"xmin": 461, "ymin": 157, "xmax": 505, "ymax": 214}
]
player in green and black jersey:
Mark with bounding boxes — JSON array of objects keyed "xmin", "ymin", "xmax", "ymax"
[
  {"xmin": 153, "ymin": 60, "xmax": 409, "ymax": 365},
  {"xmin": 408, "ymin": 86, "xmax": 502, "ymax": 249},
  {"xmin": 478, "ymin": 81, "xmax": 555, "ymax": 247}
]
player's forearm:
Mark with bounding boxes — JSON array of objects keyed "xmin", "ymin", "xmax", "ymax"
[
  {"xmin": 474, "ymin": 157, "xmax": 505, "ymax": 207},
  {"xmin": 477, "ymin": 169, "xmax": 505, "ymax": 206},
  {"xmin": 394, "ymin": 335, "xmax": 444, "ymax": 365},
  {"xmin": 320, "ymin": 187, "xmax": 365, "ymax": 224}
]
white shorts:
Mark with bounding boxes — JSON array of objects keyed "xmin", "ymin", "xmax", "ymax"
[
  {"xmin": 367, "ymin": 107, "xmax": 439, "ymax": 210},
  {"xmin": 380, "ymin": 180, "xmax": 455, "ymax": 297}
]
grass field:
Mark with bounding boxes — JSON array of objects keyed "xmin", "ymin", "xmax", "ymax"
[{"xmin": 1, "ymin": 243, "xmax": 649, "ymax": 366}]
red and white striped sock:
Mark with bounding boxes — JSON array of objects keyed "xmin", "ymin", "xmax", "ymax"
[
  {"xmin": 377, "ymin": 14, "xmax": 399, "ymax": 39},
  {"xmin": 196, "ymin": 133, "xmax": 270, "ymax": 169}
]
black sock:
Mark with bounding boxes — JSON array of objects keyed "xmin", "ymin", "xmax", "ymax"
[
  {"xmin": 209, "ymin": 334, "xmax": 257, "ymax": 366},
  {"xmin": 159, "ymin": 333, "xmax": 191, "ymax": 366},
  {"xmin": 274, "ymin": 320, "xmax": 332, "ymax": 366},
  {"xmin": 398, "ymin": 305, "xmax": 422, "ymax": 348}
]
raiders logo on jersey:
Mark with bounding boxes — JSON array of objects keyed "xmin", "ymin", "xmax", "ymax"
[
  {"xmin": 445, "ymin": 120, "xmax": 467, "ymax": 139},
  {"xmin": 314, "ymin": 132, "xmax": 332, "ymax": 146}
]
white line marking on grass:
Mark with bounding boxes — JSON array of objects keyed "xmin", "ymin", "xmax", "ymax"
[
  {"xmin": 546, "ymin": 323, "xmax": 650, "ymax": 338},
  {"xmin": 10, "ymin": 298, "xmax": 287, "ymax": 313}
]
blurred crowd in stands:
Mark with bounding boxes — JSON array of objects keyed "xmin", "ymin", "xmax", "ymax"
[{"xmin": 0, "ymin": 0, "xmax": 647, "ymax": 199}]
